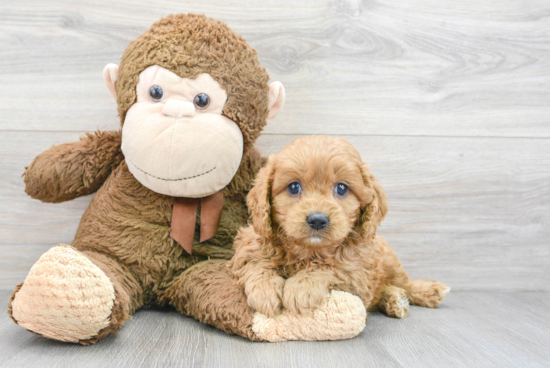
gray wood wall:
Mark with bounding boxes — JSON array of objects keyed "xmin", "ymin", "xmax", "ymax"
[{"xmin": 1, "ymin": 0, "xmax": 548, "ymax": 291}]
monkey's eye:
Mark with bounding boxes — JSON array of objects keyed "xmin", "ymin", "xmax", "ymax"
[
  {"xmin": 194, "ymin": 93, "xmax": 210, "ymax": 109},
  {"xmin": 149, "ymin": 85, "xmax": 163, "ymax": 102},
  {"xmin": 287, "ymin": 181, "xmax": 302, "ymax": 196},
  {"xmin": 335, "ymin": 183, "xmax": 349, "ymax": 197}
]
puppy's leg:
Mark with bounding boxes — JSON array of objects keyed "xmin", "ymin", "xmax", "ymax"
[
  {"xmin": 378, "ymin": 237, "xmax": 450, "ymax": 308},
  {"xmin": 243, "ymin": 269, "xmax": 285, "ymax": 318},
  {"xmin": 377, "ymin": 285, "xmax": 409, "ymax": 318},
  {"xmin": 232, "ymin": 260, "xmax": 285, "ymax": 318},
  {"xmin": 282, "ymin": 268, "xmax": 338, "ymax": 314},
  {"xmin": 403, "ymin": 279, "xmax": 451, "ymax": 308}
]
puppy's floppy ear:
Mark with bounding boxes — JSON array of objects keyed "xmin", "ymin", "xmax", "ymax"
[
  {"xmin": 247, "ymin": 155, "xmax": 277, "ymax": 238},
  {"xmin": 357, "ymin": 163, "xmax": 389, "ymax": 240}
]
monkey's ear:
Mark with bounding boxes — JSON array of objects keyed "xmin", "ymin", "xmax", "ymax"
[
  {"xmin": 103, "ymin": 63, "xmax": 119, "ymax": 100},
  {"xmin": 267, "ymin": 82, "xmax": 285, "ymax": 122}
]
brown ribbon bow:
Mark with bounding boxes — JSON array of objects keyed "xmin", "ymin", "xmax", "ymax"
[{"xmin": 170, "ymin": 191, "xmax": 224, "ymax": 254}]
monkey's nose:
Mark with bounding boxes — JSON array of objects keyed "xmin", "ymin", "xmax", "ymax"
[
  {"xmin": 162, "ymin": 99, "xmax": 195, "ymax": 118},
  {"xmin": 307, "ymin": 213, "xmax": 329, "ymax": 231}
]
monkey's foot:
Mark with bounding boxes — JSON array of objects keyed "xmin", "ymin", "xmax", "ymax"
[
  {"xmin": 9, "ymin": 244, "xmax": 116, "ymax": 343},
  {"xmin": 251, "ymin": 290, "xmax": 366, "ymax": 342}
]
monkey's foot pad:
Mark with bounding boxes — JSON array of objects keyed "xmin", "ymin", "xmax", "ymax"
[
  {"xmin": 252, "ymin": 290, "xmax": 366, "ymax": 342},
  {"xmin": 10, "ymin": 244, "xmax": 116, "ymax": 343}
]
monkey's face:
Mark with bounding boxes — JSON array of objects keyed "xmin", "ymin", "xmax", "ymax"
[
  {"xmin": 121, "ymin": 65, "xmax": 243, "ymax": 198},
  {"xmin": 105, "ymin": 15, "xmax": 286, "ymax": 198}
]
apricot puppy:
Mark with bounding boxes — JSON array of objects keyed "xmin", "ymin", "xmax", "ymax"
[{"xmin": 228, "ymin": 136, "xmax": 449, "ymax": 319}]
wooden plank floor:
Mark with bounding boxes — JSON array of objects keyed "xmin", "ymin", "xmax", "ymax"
[{"xmin": 1, "ymin": 290, "xmax": 548, "ymax": 368}]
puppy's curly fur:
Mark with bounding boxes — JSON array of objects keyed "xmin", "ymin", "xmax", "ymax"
[{"xmin": 228, "ymin": 136, "xmax": 449, "ymax": 319}]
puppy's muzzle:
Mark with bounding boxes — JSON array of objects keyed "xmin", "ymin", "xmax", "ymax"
[{"xmin": 307, "ymin": 213, "xmax": 329, "ymax": 231}]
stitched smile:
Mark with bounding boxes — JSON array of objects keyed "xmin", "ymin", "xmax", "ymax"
[{"xmin": 128, "ymin": 160, "xmax": 216, "ymax": 182}]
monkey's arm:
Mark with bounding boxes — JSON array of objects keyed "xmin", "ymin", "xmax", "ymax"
[{"xmin": 24, "ymin": 130, "xmax": 123, "ymax": 203}]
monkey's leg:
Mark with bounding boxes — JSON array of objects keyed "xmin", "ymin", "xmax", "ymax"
[
  {"xmin": 161, "ymin": 260, "xmax": 367, "ymax": 342},
  {"xmin": 378, "ymin": 238, "xmax": 450, "ymax": 308},
  {"xmin": 8, "ymin": 244, "xmax": 142, "ymax": 344}
]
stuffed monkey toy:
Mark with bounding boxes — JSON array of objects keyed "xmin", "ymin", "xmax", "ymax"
[{"xmin": 8, "ymin": 14, "xmax": 367, "ymax": 344}]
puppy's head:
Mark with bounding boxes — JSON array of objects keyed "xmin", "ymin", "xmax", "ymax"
[{"xmin": 247, "ymin": 136, "xmax": 388, "ymax": 247}]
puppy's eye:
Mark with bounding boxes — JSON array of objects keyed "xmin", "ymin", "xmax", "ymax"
[
  {"xmin": 287, "ymin": 182, "xmax": 301, "ymax": 196},
  {"xmin": 335, "ymin": 183, "xmax": 349, "ymax": 196},
  {"xmin": 194, "ymin": 93, "xmax": 210, "ymax": 109},
  {"xmin": 149, "ymin": 85, "xmax": 163, "ymax": 101}
]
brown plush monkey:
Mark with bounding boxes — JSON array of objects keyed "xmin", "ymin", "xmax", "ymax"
[{"xmin": 8, "ymin": 14, "xmax": 366, "ymax": 344}]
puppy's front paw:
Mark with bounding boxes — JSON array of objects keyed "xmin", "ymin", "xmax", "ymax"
[
  {"xmin": 245, "ymin": 276, "xmax": 285, "ymax": 318},
  {"xmin": 282, "ymin": 276, "xmax": 329, "ymax": 314}
]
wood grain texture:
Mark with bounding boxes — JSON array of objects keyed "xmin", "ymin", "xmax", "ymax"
[
  {"xmin": 1, "ymin": 132, "xmax": 548, "ymax": 291},
  {"xmin": 1, "ymin": 290, "xmax": 549, "ymax": 367},
  {"xmin": 1, "ymin": 1, "xmax": 549, "ymax": 289},
  {"xmin": 0, "ymin": 0, "xmax": 549, "ymax": 137}
]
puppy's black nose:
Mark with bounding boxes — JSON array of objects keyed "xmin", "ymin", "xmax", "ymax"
[{"xmin": 307, "ymin": 213, "xmax": 329, "ymax": 231}]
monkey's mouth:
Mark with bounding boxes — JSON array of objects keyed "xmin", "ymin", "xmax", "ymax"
[{"xmin": 127, "ymin": 160, "xmax": 216, "ymax": 182}]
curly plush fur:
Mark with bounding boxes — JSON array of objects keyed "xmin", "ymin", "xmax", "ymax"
[
  {"xmin": 8, "ymin": 14, "xmax": 272, "ymax": 344},
  {"xmin": 228, "ymin": 136, "xmax": 450, "ymax": 319}
]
